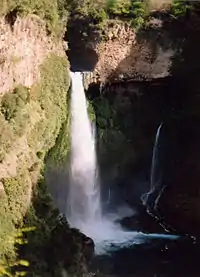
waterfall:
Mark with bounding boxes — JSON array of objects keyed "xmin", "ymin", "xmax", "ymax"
[
  {"xmin": 68, "ymin": 72, "xmax": 101, "ymax": 229},
  {"xmin": 141, "ymin": 123, "xmax": 163, "ymax": 209},
  {"xmin": 67, "ymin": 80, "xmax": 178, "ymax": 254},
  {"xmin": 151, "ymin": 123, "xmax": 163, "ymax": 189}
]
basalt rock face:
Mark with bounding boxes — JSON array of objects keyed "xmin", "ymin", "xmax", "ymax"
[
  {"xmin": 68, "ymin": 14, "xmax": 178, "ymax": 81},
  {"xmin": 141, "ymin": 14, "xmax": 200, "ymax": 237},
  {"xmin": 148, "ymin": 117, "xmax": 200, "ymax": 237},
  {"xmin": 67, "ymin": 7, "xmax": 200, "ymax": 237},
  {"xmin": 88, "ymin": 78, "xmax": 167, "ymax": 207},
  {"xmin": 84, "ymin": 9, "xmax": 200, "ymax": 237},
  {"xmin": 88, "ymin": 69, "xmax": 200, "ymax": 237}
]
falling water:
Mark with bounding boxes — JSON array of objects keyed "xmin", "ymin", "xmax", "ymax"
[
  {"xmin": 68, "ymin": 72, "xmax": 101, "ymax": 228},
  {"xmin": 141, "ymin": 123, "xmax": 163, "ymax": 208},
  {"xmin": 151, "ymin": 123, "xmax": 163, "ymax": 189},
  {"xmin": 68, "ymin": 79, "xmax": 178, "ymax": 254}
]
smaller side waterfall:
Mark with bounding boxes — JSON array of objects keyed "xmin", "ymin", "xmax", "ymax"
[
  {"xmin": 67, "ymin": 72, "xmax": 101, "ymax": 229},
  {"xmin": 141, "ymin": 123, "xmax": 163, "ymax": 210},
  {"xmin": 151, "ymin": 123, "xmax": 163, "ymax": 189}
]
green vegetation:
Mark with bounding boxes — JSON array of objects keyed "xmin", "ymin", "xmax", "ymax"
[
  {"xmin": 1, "ymin": 0, "xmax": 194, "ymax": 275},
  {"xmin": 3, "ymin": 170, "xmax": 31, "ymax": 224},
  {"xmin": 0, "ymin": 0, "xmax": 189, "ymax": 38},
  {"xmin": 0, "ymin": 0, "xmax": 68, "ymax": 36},
  {"xmin": 0, "ymin": 193, "xmax": 15, "ymax": 258},
  {"xmin": 105, "ymin": 0, "xmax": 149, "ymax": 29},
  {"xmin": 88, "ymin": 100, "xmax": 96, "ymax": 122},
  {"xmin": 68, "ymin": 0, "xmax": 149, "ymax": 30},
  {"xmin": 0, "ymin": 0, "xmax": 191, "ymax": 39},
  {"xmin": 0, "ymin": 228, "xmax": 34, "ymax": 277},
  {"xmin": 0, "ymin": 85, "xmax": 30, "ymax": 161},
  {"xmin": 0, "ymin": 175, "xmax": 84, "ymax": 277},
  {"xmin": 1, "ymin": 85, "xmax": 29, "ymax": 121},
  {"xmin": 47, "ymin": 117, "xmax": 70, "ymax": 168},
  {"xmin": 20, "ymin": 178, "xmax": 85, "ymax": 277},
  {"xmin": 0, "ymin": 54, "xmax": 69, "ymax": 162},
  {"xmin": 93, "ymin": 96, "xmax": 133, "ymax": 169},
  {"xmin": 0, "ymin": 53, "xmax": 70, "ymax": 262},
  {"xmin": 28, "ymin": 54, "xmax": 69, "ymax": 152},
  {"xmin": 107, "ymin": 0, "xmax": 132, "ymax": 15},
  {"xmin": 0, "ymin": 48, "xmax": 82, "ymax": 276},
  {"xmin": 0, "ymin": 168, "xmax": 32, "ymax": 257},
  {"xmin": 67, "ymin": 0, "xmax": 193, "ymax": 31},
  {"xmin": 20, "ymin": 178, "xmax": 62, "ymax": 276},
  {"xmin": 171, "ymin": 0, "xmax": 191, "ymax": 17}
]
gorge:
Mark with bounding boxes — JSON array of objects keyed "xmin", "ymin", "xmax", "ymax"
[
  {"xmin": 1, "ymin": 1, "xmax": 200, "ymax": 277},
  {"xmin": 68, "ymin": 71, "xmax": 180, "ymax": 257}
]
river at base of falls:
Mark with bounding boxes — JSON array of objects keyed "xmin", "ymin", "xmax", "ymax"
[
  {"xmin": 83, "ymin": 212, "xmax": 179, "ymax": 256},
  {"xmin": 90, "ymin": 214, "xmax": 200, "ymax": 277},
  {"xmin": 86, "ymin": 203, "xmax": 198, "ymax": 277}
]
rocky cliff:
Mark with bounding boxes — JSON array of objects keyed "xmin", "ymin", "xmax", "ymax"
[
  {"xmin": 80, "ymin": 5, "xmax": 200, "ymax": 238},
  {"xmin": 0, "ymin": 7, "xmax": 93, "ymax": 277}
]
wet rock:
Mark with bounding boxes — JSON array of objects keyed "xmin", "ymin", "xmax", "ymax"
[
  {"xmin": 119, "ymin": 205, "xmax": 166, "ymax": 234},
  {"xmin": 48, "ymin": 215, "xmax": 94, "ymax": 275},
  {"xmin": 83, "ymin": 236, "xmax": 95, "ymax": 262},
  {"xmin": 143, "ymin": 117, "xmax": 200, "ymax": 237}
]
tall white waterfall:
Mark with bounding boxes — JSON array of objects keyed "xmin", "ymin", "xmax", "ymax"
[{"xmin": 68, "ymin": 72, "xmax": 101, "ymax": 229}]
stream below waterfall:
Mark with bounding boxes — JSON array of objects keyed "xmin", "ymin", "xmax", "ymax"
[{"xmin": 91, "ymin": 231, "xmax": 200, "ymax": 277}]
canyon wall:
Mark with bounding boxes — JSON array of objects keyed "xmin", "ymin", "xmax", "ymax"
[
  {"xmin": 83, "ymin": 10, "xmax": 200, "ymax": 237},
  {"xmin": 0, "ymin": 12, "xmax": 93, "ymax": 277}
]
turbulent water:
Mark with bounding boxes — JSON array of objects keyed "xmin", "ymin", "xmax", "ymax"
[{"xmin": 68, "ymin": 75, "xmax": 178, "ymax": 255}]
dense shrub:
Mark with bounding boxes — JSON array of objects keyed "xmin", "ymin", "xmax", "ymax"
[
  {"xmin": 171, "ymin": 0, "xmax": 190, "ymax": 17},
  {"xmin": 21, "ymin": 178, "xmax": 84, "ymax": 277},
  {"xmin": 1, "ymin": 85, "xmax": 29, "ymax": 121},
  {"xmin": 0, "ymin": 85, "xmax": 31, "ymax": 159},
  {"xmin": 28, "ymin": 54, "xmax": 69, "ymax": 151},
  {"xmin": 3, "ymin": 170, "xmax": 31, "ymax": 224},
  {"xmin": 0, "ymin": 0, "xmax": 69, "ymax": 36},
  {"xmin": 0, "ymin": 114, "xmax": 14, "ymax": 161},
  {"xmin": 106, "ymin": 0, "xmax": 132, "ymax": 16},
  {"xmin": 47, "ymin": 117, "xmax": 70, "ymax": 168},
  {"xmin": 68, "ymin": 0, "xmax": 149, "ymax": 29},
  {"xmin": 0, "ymin": 53, "xmax": 70, "ymax": 262},
  {"xmin": 0, "ymin": 227, "xmax": 35, "ymax": 277},
  {"xmin": 0, "ymin": 194, "xmax": 15, "ymax": 258}
]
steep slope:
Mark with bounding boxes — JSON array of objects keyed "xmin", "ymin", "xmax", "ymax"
[{"xmin": 0, "ymin": 6, "xmax": 94, "ymax": 276}]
